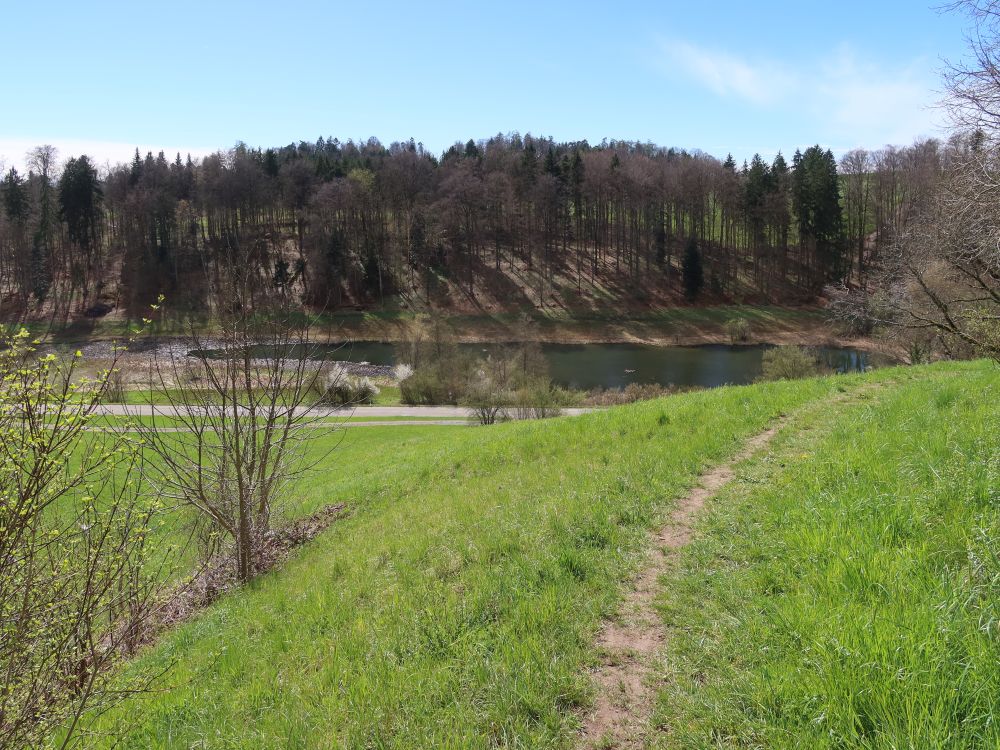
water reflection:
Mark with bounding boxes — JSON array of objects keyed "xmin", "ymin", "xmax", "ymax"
[{"xmin": 290, "ymin": 341, "xmax": 885, "ymax": 390}]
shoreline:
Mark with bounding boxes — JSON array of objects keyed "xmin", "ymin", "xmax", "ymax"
[
  {"xmin": 13, "ymin": 304, "xmax": 899, "ymax": 361},
  {"xmin": 308, "ymin": 328, "xmax": 885, "ymax": 352},
  {"xmin": 307, "ymin": 311, "xmax": 893, "ymax": 357}
]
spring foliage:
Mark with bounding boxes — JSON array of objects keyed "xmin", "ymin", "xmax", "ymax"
[{"xmin": 0, "ymin": 329, "xmax": 160, "ymax": 749}]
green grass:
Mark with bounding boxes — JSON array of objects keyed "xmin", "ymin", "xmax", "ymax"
[
  {"xmin": 119, "ymin": 388, "xmax": 211, "ymax": 406},
  {"xmin": 113, "ymin": 385, "xmax": 403, "ymax": 407},
  {"xmin": 88, "ymin": 414, "xmax": 463, "ymax": 429},
  {"xmin": 66, "ymin": 360, "xmax": 999, "ymax": 749},
  {"xmin": 372, "ymin": 384, "xmax": 402, "ymax": 405},
  {"xmin": 67, "ymin": 424, "xmax": 462, "ymax": 583},
  {"xmin": 80, "ymin": 370, "xmax": 848, "ymax": 748},
  {"xmin": 651, "ymin": 361, "xmax": 1000, "ymax": 748}
]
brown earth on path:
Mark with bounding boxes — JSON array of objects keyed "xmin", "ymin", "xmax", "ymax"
[
  {"xmin": 578, "ymin": 421, "xmax": 789, "ymax": 749},
  {"xmin": 579, "ymin": 382, "xmax": 883, "ymax": 748}
]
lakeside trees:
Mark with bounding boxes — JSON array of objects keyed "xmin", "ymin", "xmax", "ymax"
[
  {"xmin": 0, "ymin": 134, "xmax": 955, "ymax": 319},
  {"xmin": 827, "ymin": 0, "xmax": 1000, "ymax": 361}
]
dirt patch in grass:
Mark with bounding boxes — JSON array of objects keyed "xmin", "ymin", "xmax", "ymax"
[{"xmin": 578, "ymin": 422, "xmax": 788, "ymax": 749}]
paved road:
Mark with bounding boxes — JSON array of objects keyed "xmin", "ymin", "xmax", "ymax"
[{"xmin": 93, "ymin": 404, "xmax": 596, "ymax": 419}]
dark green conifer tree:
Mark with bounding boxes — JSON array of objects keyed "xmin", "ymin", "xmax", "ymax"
[
  {"xmin": 59, "ymin": 155, "xmax": 103, "ymax": 257},
  {"xmin": 682, "ymin": 237, "xmax": 704, "ymax": 300}
]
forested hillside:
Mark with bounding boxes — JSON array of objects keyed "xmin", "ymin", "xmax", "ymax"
[{"xmin": 0, "ymin": 133, "xmax": 958, "ymax": 320}]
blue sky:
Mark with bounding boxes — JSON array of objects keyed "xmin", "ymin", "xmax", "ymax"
[{"xmin": 0, "ymin": 0, "xmax": 972, "ymax": 170}]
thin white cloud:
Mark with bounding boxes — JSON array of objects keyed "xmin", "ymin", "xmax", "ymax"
[
  {"xmin": 0, "ymin": 138, "xmax": 220, "ymax": 174},
  {"xmin": 815, "ymin": 45, "xmax": 941, "ymax": 146},
  {"xmin": 656, "ymin": 38, "xmax": 796, "ymax": 105},
  {"xmin": 654, "ymin": 37, "xmax": 945, "ymax": 150}
]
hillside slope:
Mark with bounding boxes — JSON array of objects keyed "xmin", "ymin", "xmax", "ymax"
[
  {"xmin": 653, "ymin": 362, "xmax": 1000, "ymax": 748},
  {"xmin": 77, "ymin": 362, "xmax": 995, "ymax": 749}
]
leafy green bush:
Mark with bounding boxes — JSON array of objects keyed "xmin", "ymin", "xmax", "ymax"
[
  {"xmin": 759, "ymin": 346, "xmax": 819, "ymax": 381},
  {"xmin": 906, "ymin": 335, "xmax": 936, "ymax": 365},
  {"xmin": 726, "ymin": 316, "xmax": 752, "ymax": 343},
  {"xmin": 1, "ymin": 330, "xmax": 161, "ymax": 748}
]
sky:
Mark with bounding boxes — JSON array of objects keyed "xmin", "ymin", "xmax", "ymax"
[{"xmin": 0, "ymin": 0, "xmax": 974, "ymax": 172}]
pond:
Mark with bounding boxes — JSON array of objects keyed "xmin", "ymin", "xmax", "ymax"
[{"xmin": 301, "ymin": 341, "xmax": 884, "ymax": 390}]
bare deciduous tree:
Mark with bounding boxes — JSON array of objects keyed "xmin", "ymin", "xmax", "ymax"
[
  {"xmin": 135, "ymin": 264, "xmax": 338, "ymax": 583},
  {"xmin": 944, "ymin": 0, "xmax": 1000, "ymax": 131},
  {"xmin": 884, "ymin": 145, "xmax": 1000, "ymax": 359},
  {"xmin": 827, "ymin": 3, "xmax": 1000, "ymax": 360},
  {"xmin": 827, "ymin": 140, "xmax": 999, "ymax": 361}
]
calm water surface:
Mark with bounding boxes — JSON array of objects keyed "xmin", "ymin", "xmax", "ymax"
[{"xmin": 314, "ymin": 341, "xmax": 883, "ymax": 390}]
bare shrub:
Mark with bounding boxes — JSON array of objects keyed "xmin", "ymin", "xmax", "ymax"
[
  {"xmin": 135, "ymin": 265, "xmax": 335, "ymax": 584},
  {"xmin": 397, "ymin": 317, "xmax": 476, "ymax": 404},
  {"xmin": 581, "ymin": 382, "xmax": 681, "ymax": 406},
  {"xmin": 318, "ymin": 365, "xmax": 379, "ymax": 406},
  {"xmin": 462, "ymin": 355, "xmax": 513, "ymax": 425},
  {"xmin": 398, "ymin": 315, "xmax": 562, "ymax": 419},
  {"xmin": 392, "ymin": 363, "xmax": 414, "ymax": 382},
  {"xmin": 101, "ymin": 366, "xmax": 127, "ymax": 403},
  {"xmin": 509, "ymin": 379, "xmax": 574, "ymax": 419},
  {"xmin": 400, "ymin": 362, "xmax": 472, "ymax": 404}
]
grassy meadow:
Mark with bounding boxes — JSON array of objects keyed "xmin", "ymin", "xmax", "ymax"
[
  {"xmin": 111, "ymin": 384, "xmax": 404, "ymax": 407},
  {"xmin": 652, "ymin": 361, "xmax": 1000, "ymax": 748},
  {"xmin": 58, "ymin": 360, "xmax": 997, "ymax": 749}
]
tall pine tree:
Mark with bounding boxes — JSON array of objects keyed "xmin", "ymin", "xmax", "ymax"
[{"xmin": 792, "ymin": 145, "xmax": 845, "ymax": 285}]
